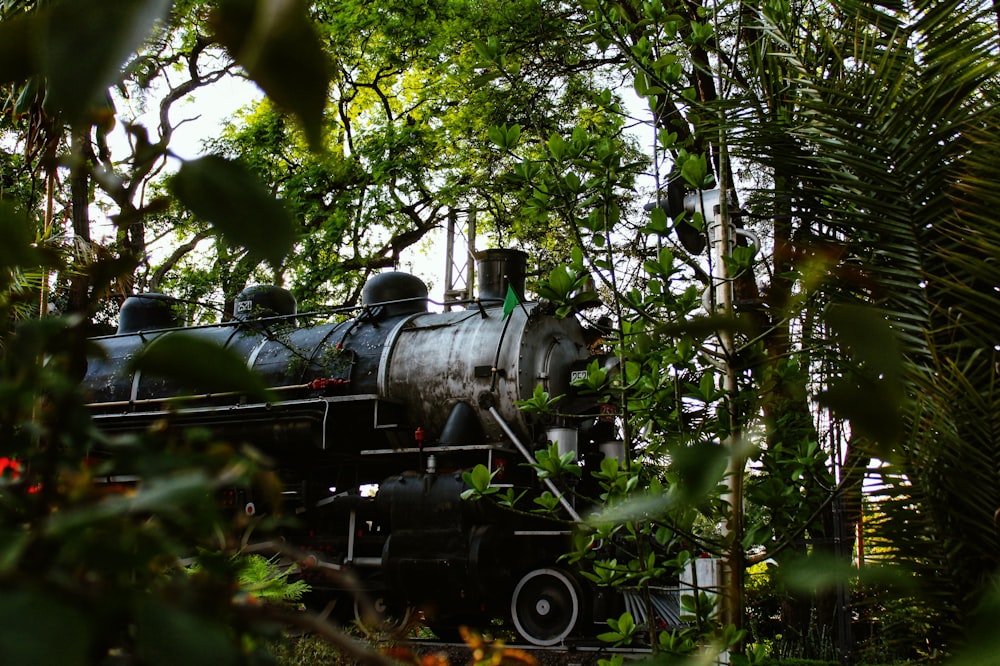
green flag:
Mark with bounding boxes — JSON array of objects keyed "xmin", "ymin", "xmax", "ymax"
[{"xmin": 502, "ymin": 284, "xmax": 519, "ymax": 320}]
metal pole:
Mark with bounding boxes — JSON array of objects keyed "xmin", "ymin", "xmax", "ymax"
[
  {"xmin": 444, "ymin": 209, "xmax": 456, "ymax": 310},
  {"xmin": 704, "ymin": 182, "xmax": 745, "ymax": 647},
  {"xmin": 467, "ymin": 208, "xmax": 477, "ymax": 300},
  {"xmin": 487, "ymin": 406, "xmax": 582, "ymax": 522}
]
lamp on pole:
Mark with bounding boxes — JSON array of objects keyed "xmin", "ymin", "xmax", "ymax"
[{"xmin": 646, "ymin": 182, "xmax": 757, "ymax": 658}]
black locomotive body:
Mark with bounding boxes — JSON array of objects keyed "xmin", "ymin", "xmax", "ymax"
[{"xmin": 82, "ymin": 250, "xmax": 640, "ymax": 646}]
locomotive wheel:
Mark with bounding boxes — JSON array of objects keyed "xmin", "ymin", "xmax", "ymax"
[
  {"xmin": 353, "ymin": 594, "xmax": 413, "ymax": 635},
  {"xmin": 510, "ymin": 568, "xmax": 582, "ymax": 646}
]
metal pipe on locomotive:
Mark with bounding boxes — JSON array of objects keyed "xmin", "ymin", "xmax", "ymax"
[{"xmin": 82, "ymin": 249, "xmax": 648, "ymax": 646}]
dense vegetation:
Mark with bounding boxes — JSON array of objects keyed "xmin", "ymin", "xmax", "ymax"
[{"xmin": 2, "ymin": 0, "xmax": 999, "ymax": 664}]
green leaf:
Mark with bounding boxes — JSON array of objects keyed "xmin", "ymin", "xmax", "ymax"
[
  {"xmin": 514, "ymin": 383, "xmax": 564, "ymax": 414},
  {"xmin": 688, "ymin": 20, "xmax": 713, "ymax": 45},
  {"xmin": 488, "ymin": 125, "xmax": 507, "ymax": 148},
  {"xmin": 472, "ymin": 37, "xmax": 498, "ymax": 62},
  {"xmin": 136, "ymin": 599, "xmax": 238, "ymax": 666},
  {"xmin": 462, "ymin": 463, "xmax": 497, "ymax": 494},
  {"xmin": 506, "ymin": 124, "xmax": 522, "ymax": 146},
  {"xmin": 42, "ymin": 0, "xmax": 171, "ymax": 128},
  {"xmin": 547, "ymin": 132, "xmax": 567, "ymax": 160},
  {"xmin": 171, "ymin": 155, "xmax": 294, "ymax": 267},
  {"xmin": 587, "ymin": 492, "xmax": 672, "ymax": 526},
  {"xmin": 618, "ymin": 611, "xmax": 635, "ymax": 634},
  {"xmin": 645, "ymin": 206, "xmax": 670, "ymax": 234},
  {"xmin": 697, "ymin": 372, "xmax": 717, "ymax": 401},
  {"xmin": 817, "ymin": 304, "xmax": 904, "ymax": 450},
  {"xmin": 469, "ymin": 71, "xmax": 500, "ymax": 87},
  {"xmin": 44, "ymin": 471, "xmax": 219, "ymax": 535},
  {"xmin": 0, "ymin": 588, "xmax": 91, "ymax": 666},
  {"xmin": 597, "ymin": 611, "xmax": 636, "ymax": 646},
  {"xmin": 564, "ymin": 171, "xmax": 582, "ymax": 192},
  {"xmin": 651, "ymin": 52, "xmax": 677, "ymax": 70},
  {"xmin": 211, "ymin": 0, "xmax": 329, "ymax": 150},
  {"xmin": 668, "ymin": 441, "xmax": 729, "ymax": 508},
  {"xmin": 0, "ymin": 530, "xmax": 29, "ymax": 574},
  {"xmin": 123, "ymin": 472, "xmax": 219, "ymax": 514},
  {"xmin": 500, "ymin": 488, "xmax": 526, "ymax": 507},
  {"xmin": 532, "ymin": 491, "xmax": 561, "ymax": 512},
  {"xmin": 634, "ymin": 70, "xmax": 649, "ymax": 97},
  {"xmin": 0, "ymin": 14, "xmax": 40, "ymax": 84},
  {"xmin": 0, "ymin": 202, "xmax": 58, "ymax": 280},
  {"xmin": 680, "ymin": 153, "xmax": 708, "ymax": 188},
  {"xmin": 128, "ymin": 332, "xmax": 275, "ymax": 401}
]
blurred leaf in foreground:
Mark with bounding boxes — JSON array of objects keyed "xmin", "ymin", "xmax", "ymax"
[{"xmin": 171, "ymin": 155, "xmax": 295, "ymax": 268}]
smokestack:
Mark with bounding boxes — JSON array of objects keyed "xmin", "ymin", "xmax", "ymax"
[{"xmin": 475, "ymin": 249, "xmax": 527, "ymax": 301}]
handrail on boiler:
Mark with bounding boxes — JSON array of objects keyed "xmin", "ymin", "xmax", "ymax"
[{"xmin": 486, "ymin": 405, "xmax": 581, "ymax": 522}]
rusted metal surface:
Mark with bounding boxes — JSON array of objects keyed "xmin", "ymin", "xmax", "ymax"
[{"xmin": 379, "ymin": 303, "xmax": 590, "ymax": 444}]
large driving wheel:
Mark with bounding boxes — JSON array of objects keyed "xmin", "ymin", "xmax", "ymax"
[
  {"xmin": 510, "ymin": 568, "xmax": 582, "ymax": 646},
  {"xmin": 353, "ymin": 593, "xmax": 413, "ymax": 635}
]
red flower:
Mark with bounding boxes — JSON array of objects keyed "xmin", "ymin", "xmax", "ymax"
[{"xmin": 0, "ymin": 457, "xmax": 21, "ymax": 480}]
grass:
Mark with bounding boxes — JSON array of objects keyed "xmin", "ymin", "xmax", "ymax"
[{"xmin": 270, "ymin": 635, "xmax": 353, "ymax": 666}]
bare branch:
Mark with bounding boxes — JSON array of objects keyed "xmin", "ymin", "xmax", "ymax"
[{"xmin": 149, "ymin": 229, "xmax": 212, "ymax": 291}]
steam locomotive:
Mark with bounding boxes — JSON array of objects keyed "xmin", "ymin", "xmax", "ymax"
[{"xmin": 82, "ymin": 249, "xmax": 675, "ymax": 646}]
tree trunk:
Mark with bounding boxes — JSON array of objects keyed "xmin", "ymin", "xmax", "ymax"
[{"xmin": 67, "ymin": 128, "xmax": 93, "ymax": 319}]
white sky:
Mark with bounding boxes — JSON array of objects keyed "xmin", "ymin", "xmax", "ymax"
[{"xmin": 113, "ymin": 75, "xmax": 263, "ymax": 164}]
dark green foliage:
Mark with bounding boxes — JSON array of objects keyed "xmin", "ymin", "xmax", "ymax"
[
  {"xmin": 0, "ymin": 0, "xmax": 331, "ymax": 651},
  {"xmin": 756, "ymin": 658, "xmax": 840, "ymax": 666},
  {"xmin": 4, "ymin": 0, "xmax": 1000, "ymax": 663},
  {"xmin": 210, "ymin": 0, "xmax": 328, "ymax": 151},
  {"xmin": 0, "ymin": 301, "xmax": 282, "ymax": 663},
  {"xmin": 0, "ymin": 589, "xmax": 92, "ymax": 666},
  {"xmin": 130, "ymin": 332, "xmax": 275, "ymax": 400},
  {"xmin": 0, "ymin": 0, "xmax": 171, "ymax": 128},
  {"xmin": 171, "ymin": 156, "xmax": 295, "ymax": 268}
]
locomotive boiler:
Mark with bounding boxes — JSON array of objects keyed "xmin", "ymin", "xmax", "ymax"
[{"xmin": 82, "ymin": 249, "xmax": 650, "ymax": 646}]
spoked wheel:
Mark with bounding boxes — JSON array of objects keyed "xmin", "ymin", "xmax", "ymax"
[
  {"xmin": 510, "ymin": 568, "xmax": 582, "ymax": 646},
  {"xmin": 353, "ymin": 594, "xmax": 413, "ymax": 635}
]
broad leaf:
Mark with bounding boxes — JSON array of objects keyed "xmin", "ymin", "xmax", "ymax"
[
  {"xmin": 44, "ymin": 471, "xmax": 218, "ymax": 535},
  {"xmin": 0, "ymin": 13, "xmax": 39, "ymax": 83},
  {"xmin": 817, "ymin": 304, "xmax": 904, "ymax": 451},
  {"xmin": 128, "ymin": 332, "xmax": 274, "ymax": 401},
  {"xmin": 211, "ymin": 0, "xmax": 329, "ymax": 150},
  {"xmin": 43, "ymin": 0, "xmax": 171, "ymax": 127},
  {"xmin": 0, "ymin": 589, "xmax": 91, "ymax": 666},
  {"xmin": 136, "ymin": 599, "xmax": 238, "ymax": 666},
  {"xmin": 171, "ymin": 155, "xmax": 294, "ymax": 267}
]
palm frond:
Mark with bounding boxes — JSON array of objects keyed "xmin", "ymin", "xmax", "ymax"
[{"xmin": 721, "ymin": 0, "xmax": 1000, "ymax": 651}]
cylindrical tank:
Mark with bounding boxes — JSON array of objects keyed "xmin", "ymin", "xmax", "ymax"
[
  {"xmin": 86, "ymin": 264, "xmax": 593, "ymax": 452},
  {"xmin": 546, "ymin": 426, "xmax": 579, "ymax": 459},
  {"xmin": 117, "ymin": 293, "xmax": 179, "ymax": 334},
  {"xmin": 362, "ymin": 272, "xmax": 428, "ymax": 317},
  {"xmin": 90, "ymin": 273, "xmax": 423, "ymax": 400},
  {"xmin": 233, "ymin": 285, "xmax": 297, "ymax": 320},
  {"xmin": 476, "ymin": 249, "xmax": 527, "ymax": 301},
  {"xmin": 377, "ymin": 301, "xmax": 590, "ymax": 443}
]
